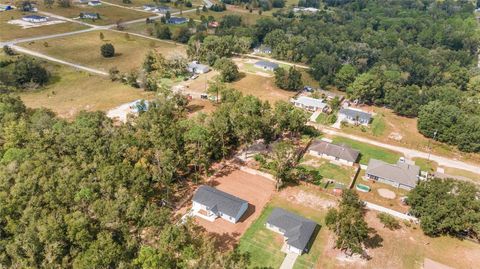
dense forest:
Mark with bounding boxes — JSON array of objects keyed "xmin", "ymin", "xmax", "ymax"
[
  {"xmin": 194, "ymin": 0, "xmax": 480, "ymax": 152},
  {"xmin": 0, "ymin": 80, "xmax": 309, "ymax": 267}
]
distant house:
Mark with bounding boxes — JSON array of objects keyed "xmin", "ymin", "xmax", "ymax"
[
  {"xmin": 208, "ymin": 21, "xmax": 219, "ymax": 28},
  {"xmin": 154, "ymin": 6, "xmax": 170, "ymax": 13},
  {"xmin": 266, "ymin": 208, "xmax": 317, "ymax": 254},
  {"xmin": 253, "ymin": 45, "xmax": 272, "ymax": 54},
  {"xmin": 80, "ymin": 12, "xmax": 99, "ymax": 19},
  {"xmin": 308, "ymin": 139, "xmax": 360, "ymax": 166},
  {"xmin": 0, "ymin": 4, "xmax": 14, "ymax": 11},
  {"xmin": 88, "ymin": 0, "xmax": 102, "ymax": 6},
  {"xmin": 22, "ymin": 15, "xmax": 48, "ymax": 23},
  {"xmin": 167, "ymin": 17, "xmax": 188, "ymax": 24},
  {"xmin": 187, "ymin": 61, "xmax": 210, "ymax": 74},
  {"xmin": 366, "ymin": 159, "xmax": 421, "ymax": 190},
  {"xmin": 192, "ymin": 185, "xmax": 248, "ymax": 223},
  {"xmin": 339, "ymin": 108, "xmax": 372, "ymax": 125},
  {"xmin": 293, "ymin": 7, "xmax": 319, "ymax": 13},
  {"xmin": 254, "ymin": 60, "xmax": 279, "ymax": 71},
  {"xmin": 143, "ymin": 4, "xmax": 155, "ymax": 10},
  {"xmin": 316, "ymin": 89, "xmax": 344, "ymax": 101},
  {"xmin": 291, "ymin": 96, "xmax": 327, "ymax": 112}
]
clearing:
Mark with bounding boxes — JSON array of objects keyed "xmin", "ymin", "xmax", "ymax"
[
  {"xmin": 330, "ymin": 136, "xmax": 403, "ymax": 165},
  {"xmin": 0, "ymin": 10, "xmax": 87, "ymax": 41},
  {"xmin": 19, "ymin": 61, "xmax": 152, "ymax": 118},
  {"xmin": 230, "ymin": 73, "xmax": 295, "ymax": 103},
  {"xmin": 18, "ymin": 30, "xmax": 186, "ymax": 72},
  {"xmin": 190, "ymin": 169, "xmax": 275, "ymax": 249}
]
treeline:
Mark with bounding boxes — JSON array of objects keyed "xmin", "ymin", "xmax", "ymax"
[
  {"xmin": 0, "ymin": 54, "xmax": 51, "ymax": 92},
  {"xmin": 0, "ymin": 85, "xmax": 309, "ymax": 267}
]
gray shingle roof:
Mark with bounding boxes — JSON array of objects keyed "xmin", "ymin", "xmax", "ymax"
[
  {"xmin": 192, "ymin": 185, "xmax": 248, "ymax": 217},
  {"xmin": 366, "ymin": 159, "xmax": 420, "ymax": 188},
  {"xmin": 293, "ymin": 96, "xmax": 327, "ymax": 109},
  {"xmin": 339, "ymin": 108, "xmax": 372, "ymax": 122},
  {"xmin": 267, "ymin": 208, "xmax": 316, "ymax": 251},
  {"xmin": 254, "ymin": 60, "xmax": 279, "ymax": 70},
  {"xmin": 309, "ymin": 140, "xmax": 360, "ymax": 163}
]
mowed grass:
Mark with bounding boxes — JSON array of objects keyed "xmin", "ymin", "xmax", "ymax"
[
  {"xmin": 19, "ymin": 62, "xmax": 152, "ymax": 118},
  {"xmin": 184, "ymin": 9, "xmax": 267, "ymax": 25},
  {"xmin": 0, "ymin": 10, "xmax": 87, "ymax": 41},
  {"xmin": 230, "ymin": 73, "xmax": 295, "ymax": 103},
  {"xmin": 300, "ymin": 156, "xmax": 355, "ymax": 186},
  {"xmin": 18, "ymin": 30, "xmax": 186, "ymax": 72},
  {"xmin": 332, "ymin": 136, "xmax": 403, "ymax": 165},
  {"xmin": 443, "ymin": 167, "xmax": 480, "ymax": 182},
  {"xmin": 413, "ymin": 157, "xmax": 438, "ymax": 172},
  {"xmin": 37, "ymin": 4, "xmax": 151, "ymax": 25}
]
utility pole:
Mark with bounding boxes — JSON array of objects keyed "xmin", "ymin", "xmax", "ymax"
[{"xmin": 427, "ymin": 130, "xmax": 437, "ymax": 161}]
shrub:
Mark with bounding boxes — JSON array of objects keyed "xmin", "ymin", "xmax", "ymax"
[
  {"xmin": 3, "ymin": 45, "xmax": 15, "ymax": 56},
  {"xmin": 377, "ymin": 213, "xmax": 401, "ymax": 230},
  {"xmin": 100, "ymin": 43, "xmax": 115, "ymax": 58}
]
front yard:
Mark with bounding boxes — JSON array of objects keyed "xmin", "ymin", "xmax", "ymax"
[{"xmin": 331, "ymin": 136, "xmax": 403, "ymax": 165}]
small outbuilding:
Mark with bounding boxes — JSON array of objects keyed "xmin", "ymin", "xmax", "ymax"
[
  {"xmin": 192, "ymin": 185, "xmax": 249, "ymax": 223},
  {"xmin": 266, "ymin": 208, "xmax": 317, "ymax": 254},
  {"xmin": 22, "ymin": 15, "xmax": 48, "ymax": 23},
  {"xmin": 254, "ymin": 60, "xmax": 279, "ymax": 71}
]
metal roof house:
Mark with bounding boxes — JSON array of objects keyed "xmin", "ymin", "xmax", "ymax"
[
  {"xmin": 80, "ymin": 12, "xmax": 99, "ymax": 19},
  {"xmin": 88, "ymin": 0, "xmax": 102, "ymax": 6},
  {"xmin": 187, "ymin": 61, "xmax": 210, "ymax": 74},
  {"xmin": 253, "ymin": 45, "xmax": 272, "ymax": 54},
  {"xmin": 308, "ymin": 139, "xmax": 360, "ymax": 166},
  {"xmin": 22, "ymin": 15, "xmax": 48, "ymax": 23},
  {"xmin": 339, "ymin": 108, "xmax": 372, "ymax": 125},
  {"xmin": 266, "ymin": 208, "xmax": 317, "ymax": 254},
  {"xmin": 153, "ymin": 6, "xmax": 170, "ymax": 13},
  {"xmin": 254, "ymin": 60, "xmax": 279, "ymax": 71},
  {"xmin": 366, "ymin": 159, "xmax": 421, "ymax": 190},
  {"xmin": 291, "ymin": 96, "xmax": 327, "ymax": 112},
  {"xmin": 192, "ymin": 185, "xmax": 248, "ymax": 223},
  {"xmin": 167, "ymin": 17, "xmax": 188, "ymax": 24}
]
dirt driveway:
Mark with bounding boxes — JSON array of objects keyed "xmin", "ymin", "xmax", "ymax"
[{"xmin": 194, "ymin": 169, "xmax": 275, "ymax": 248}]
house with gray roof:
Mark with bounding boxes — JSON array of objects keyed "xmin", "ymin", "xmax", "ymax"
[
  {"xmin": 266, "ymin": 208, "xmax": 317, "ymax": 254},
  {"xmin": 254, "ymin": 60, "xmax": 279, "ymax": 71},
  {"xmin": 308, "ymin": 139, "xmax": 360, "ymax": 166},
  {"xmin": 187, "ymin": 61, "xmax": 210, "ymax": 74},
  {"xmin": 192, "ymin": 185, "xmax": 248, "ymax": 223},
  {"xmin": 339, "ymin": 108, "xmax": 372, "ymax": 125},
  {"xmin": 291, "ymin": 96, "xmax": 328, "ymax": 112},
  {"xmin": 366, "ymin": 159, "xmax": 421, "ymax": 190}
]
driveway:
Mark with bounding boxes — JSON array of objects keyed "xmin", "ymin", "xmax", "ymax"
[{"xmin": 279, "ymin": 252, "xmax": 299, "ymax": 269}]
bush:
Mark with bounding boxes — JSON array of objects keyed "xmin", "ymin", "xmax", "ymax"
[
  {"xmin": 100, "ymin": 43, "xmax": 115, "ymax": 58},
  {"xmin": 109, "ymin": 67, "xmax": 120, "ymax": 81},
  {"xmin": 377, "ymin": 213, "xmax": 401, "ymax": 230},
  {"xmin": 3, "ymin": 45, "xmax": 15, "ymax": 55}
]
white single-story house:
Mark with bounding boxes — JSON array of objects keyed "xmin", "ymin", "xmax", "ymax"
[
  {"xmin": 22, "ymin": 15, "xmax": 48, "ymax": 23},
  {"xmin": 293, "ymin": 7, "xmax": 319, "ymax": 13},
  {"xmin": 253, "ymin": 45, "xmax": 272, "ymax": 54},
  {"xmin": 266, "ymin": 208, "xmax": 317, "ymax": 254},
  {"xmin": 88, "ymin": 0, "xmax": 102, "ymax": 6},
  {"xmin": 308, "ymin": 139, "xmax": 360, "ymax": 166},
  {"xmin": 291, "ymin": 96, "xmax": 327, "ymax": 112},
  {"xmin": 80, "ymin": 12, "xmax": 99, "ymax": 19},
  {"xmin": 192, "ymin": 185, "xmax": 248, "ymax": 224},
  {"xmin": 339, "ymin": 108, "xmax": 372, "ymax": 125},
  {"xmin": 143, "ymin": 4, "xmax": 155, "ymax": 10},
  {"xmin": 366, "ymin": 158, "xmax": 421, "ymax": 190},
  {"xmin": 254, "ymin": 60, "xmax": 279, "ymax": 71},
  {"xmin": 153, "ymin": 6, "xmax": 170, "ymax": 13},
  {"xmin": 187, "ymin": 61, "xmax": 210, "ymax": 74},
  {"xmin": 167, "ymin": 17, "xmax": 188, "ymax": 24}
]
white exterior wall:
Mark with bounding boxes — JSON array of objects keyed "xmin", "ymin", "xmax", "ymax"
[
  {"xmin": 308, "ymin": 151, "xmax": 354, "ymax": 166},
  {"xmin": 288, "ymin": 245, "xmax": 303, "ymax": 254}
]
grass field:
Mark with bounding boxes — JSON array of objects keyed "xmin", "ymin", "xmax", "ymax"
[
  {"xmin": 18, "ymin": 30, "xmax": 186, "ymax": 72},
  {"xmin": 413, "ymin": 157, "xmax": 438, "ymax": 172},
  {"xmin": 331, "ymin": 136, "xmax": 403, "ymax": 165},
  {"xmin": 36, "ymin": 4, "xmax": 151, "ymax": 25},
  {"xmin": 230, "ymin": 73, "xmax": 295, "ymax": 104},
  {"xmin": 103, "ymin": 0, "xmax": 203, "ymax": 8},
  {"xmin": 19, "ymin": 61, "xmax": 152, "ymax": 118},
  {"xmin": 443, "ymin": 167, "xmax": 480, "ymax": 182},
  {"xmin": 0, "ymin": 10, "xmax": 88, "ymax": 41},
  {"xmin": 183, "ymin": 9, "xmax": 267, "ymax": 25},
  {"xmin": 300, "ymin": 156, "xmax": 356, "ymax": 186}
]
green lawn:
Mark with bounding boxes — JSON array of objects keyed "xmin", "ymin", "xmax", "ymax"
[
  {"xmin": 300, "ymin": 157, "xmax": 355, "ymax": 186},
  {"xmin": 332, "ymin": 136, "xmax": 403, "ymax": 165},
  {"xmin": 237, "ymin": 206, "xmax": 286, "ymax": 269},
  {"xmin": 371, "ymin": 113, "xmax": 386, "ymax": 136},
  {"xmin": 413, "ymin": 157, "xmax": 438, "ymax": 172}
]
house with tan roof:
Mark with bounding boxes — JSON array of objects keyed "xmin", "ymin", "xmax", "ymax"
[{"xmin": 308, "ymin": 139, "xmax": 360, "ymax": 166}]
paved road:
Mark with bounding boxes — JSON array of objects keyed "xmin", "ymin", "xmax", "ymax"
[
  {"xmin": 309, "ymin": 122, "xmax": 480, "ymax": 175},
  {"xmin": 0, "ymin": 28, "xmax": 98, "ymax": 47},
  {"xmin": 11, "ymin": 45, "xmax": 108, "ymax": 76}
]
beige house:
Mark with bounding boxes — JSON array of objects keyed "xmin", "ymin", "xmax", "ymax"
[{"xmin": 308, "ymin": 140, "xmax": 360, "ymax": 166}]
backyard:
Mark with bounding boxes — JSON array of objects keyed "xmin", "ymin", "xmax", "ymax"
[
  {"xmin": 300, "ymin": 155, "xmax": 357, "ymax": 186},
  {"xmin": 230, "ymin": 73, "xmax": 295, "ymax": 103},
  {"xmin": 0, "ymin": 10, "xmax": 87, "ymax": 41},
  {"xmin": 19, "ymin": 62, "xmax": 151, "ymax": 118},
  {"xmin": 18, "ymin": 30, "xmax": 186, "ymax": 72},
  {"xmin": 331, "ymin": 136, "xmax": 403, "ymax": 165}
]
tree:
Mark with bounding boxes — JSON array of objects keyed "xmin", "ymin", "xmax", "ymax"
[
  {"xmin": 214, "ymin": 58, "xmax": 239, "ymax": 82},
  {"xmin": 3, "ymin": 45, "xmax": 15, "ymax": 56},
  {"xmin": 408, "ymin": 179, "xmax": 480, "ymax": 238},
  {"xmin": 325, "ymin": 190, "xmax": 371, "ymax": 256},
  {"xmin": 100, "ymin": 43, "xmax": 115, "ymax": 58},
  {"xmin": 172, "ymin": 27, "xmax": 191, "ymax": 43},
  {"xmin": 335, "ymin": 64, "xmax": 357, "ymax": 90},
  {"xmin": 347, "ymin": 72, "xmax": 383, "ymax": 104},
  {"xmin": 155, "ymin": 24, "xmax": 172, "ymax": 40},
  {"xmin": 12, "ymin": 56, "xmax": 50, "ymax": 87},
  {"xmin": 310, "ymin": 52, "xmax": 339, "ymax": 86},
  {"xmin": 417, "ymin": 101, "xmax": 463, "ymax": 144},
  {"xmin": 274, "ymin": 67, "xmax": 303, "ymax": 91},
  {"xmin": 99, "ymin": 32, "xmax": 104, "ymax": 40},
  {"xmin": 165, "ymin": 10, "xmax": 171, "ymax": 20},
  {"xmin": 273, "ymin": 101, "xmax": 308, "ymax": 136},
  {"xmin": 57, "ymin": 0, "xmax": 71, "ymax": 7},
  {"xmin": 270, "ymin": 141, "xmax": 298, "ymax": 191}
]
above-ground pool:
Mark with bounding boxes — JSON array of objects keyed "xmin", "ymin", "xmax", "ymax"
[{"xmin": 356, "ymin": 184, "xmax": 371, "ymax": 192}]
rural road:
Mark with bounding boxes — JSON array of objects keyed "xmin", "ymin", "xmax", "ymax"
[
  {"xmin": 309, "ymin": 123, "xmax": 480, "ymax": 175},
  {"xmin": 11, "ymin": 45, "xmax": 108, "ymax": 76},
  {"xmin": 244, "ymin": 54, "xmax": 310, "ymax": 69}
]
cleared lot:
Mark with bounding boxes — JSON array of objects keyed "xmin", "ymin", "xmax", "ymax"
[{"xmin": 192, "ymin": 169, "xmax": 275, "ymax": 248}]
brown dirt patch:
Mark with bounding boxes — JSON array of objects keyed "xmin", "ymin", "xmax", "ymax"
[
  {"xmin": 377, "ymin": 188, "xmax": 396, "ymax": 199},
  {"xmin": 279, "ymin": 187, "xmax": 337, "ymax": 210}
]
